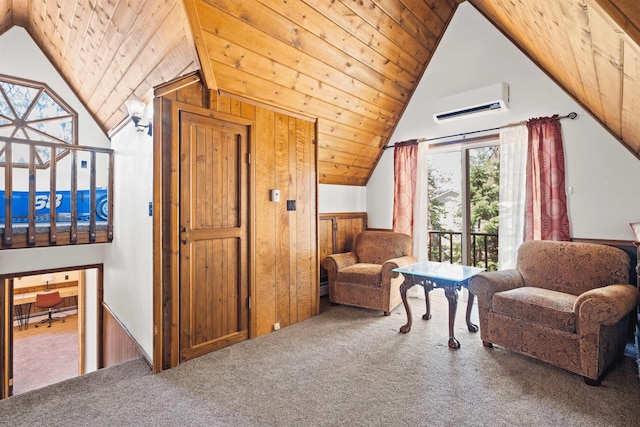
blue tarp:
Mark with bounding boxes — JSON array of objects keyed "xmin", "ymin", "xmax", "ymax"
[{"xmin": 0, "ymin": 189, "xmax": 108, "ymax": 222}]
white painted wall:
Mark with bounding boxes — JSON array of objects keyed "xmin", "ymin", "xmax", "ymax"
[
  {"xmin": 102, "ymin": 124, "xmax": 154, "ymax": 358},
  {"xmin": 319, "ymin": 184, "xmax": 366, "ymax": 213},
  {"xmin": 366, "ymin": 3, "xmax": 640, "ymax": 240},
  {"xmin": 1, "ymin": 27, "xmax": 153, "ymax": 366}
]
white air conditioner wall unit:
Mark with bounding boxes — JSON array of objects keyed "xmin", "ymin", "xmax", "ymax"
[{"xmin": 433, "ymin": 83, "xmax": 510, "ymax": 123}]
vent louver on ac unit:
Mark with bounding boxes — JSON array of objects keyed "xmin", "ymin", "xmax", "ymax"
[{"xmin": 433, "ymin": 83, "xmax": 510, "ymax": 123}]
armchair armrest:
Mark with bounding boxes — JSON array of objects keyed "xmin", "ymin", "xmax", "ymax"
[
  {"xmin": 381, "ymin": 255, "xmax": 417, "ymax": 280},
  {"xmin": 322, "ymin": 252, "xmax": 358, "ymax": 274},
  {"xmin": 468, "ymin": 269, "xmax": 525, "ymax": 300},
  {"xmin": 575, "ymin": 284, "xmax": 640, "ymax": 327}
]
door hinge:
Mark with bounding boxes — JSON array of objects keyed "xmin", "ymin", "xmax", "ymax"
[
  {"xmin": 180, "ymin": 227, "xmax": 189, "ymax": 245},
  {"xmin": 247, "ymin": 153, "xmax": 251, "ymax": 164},
  {"xmin": 247, "ymin": 296, "xmax": 251, "ymax": 309}
]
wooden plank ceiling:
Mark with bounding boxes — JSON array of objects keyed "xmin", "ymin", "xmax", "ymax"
[
  {"xmin": 0, "ymin": 0, "xmax": 200, "ymax": 134},
  {"xmin": 183, "ymin": 0, "xmax": 462, "ymax": 185},
  {"xmin": 0, "ymin": 1, "xmax": 638, "ymax": 186}
]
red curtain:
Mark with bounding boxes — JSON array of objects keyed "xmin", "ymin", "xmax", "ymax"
[
  {"xmin": 525, "ymin": 116, "xmax": 571, "ymax": 241},
  {"xmin": 392, "ymin": 140, "xmax": 418, "ymax": 236}
]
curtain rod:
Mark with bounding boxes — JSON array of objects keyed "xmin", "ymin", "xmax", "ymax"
[{"xmin": 381, "ymin": 112, "xmax": 578, "ymax": 150}]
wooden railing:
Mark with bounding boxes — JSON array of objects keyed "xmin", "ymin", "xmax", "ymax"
[
  {"xmin": 0, "ymin": 138, "xmax": 113, "ymax": 249},
  {"xmin": 428, "ymin": 230, "xmax": 499, "ymax": 271}
]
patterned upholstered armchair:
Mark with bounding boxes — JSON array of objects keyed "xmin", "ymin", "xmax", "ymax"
[
  {"xmin": 322, "ymin": 231, "xmax": 416, "ymax": 316},
  {"xmin": 469, "ymin": 240, "xmax": 640, "ymax": 385}
]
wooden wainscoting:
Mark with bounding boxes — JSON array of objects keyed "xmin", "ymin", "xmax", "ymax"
[
  {"xmin": 319, "ymin": 212, "xmax": 367, "ymax": 286},
  {"xmin": 102, "ymin": 303, "xmax": 147, "ymax": 368}
]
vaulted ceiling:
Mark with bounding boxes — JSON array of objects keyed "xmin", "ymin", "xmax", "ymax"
[{"xmin": 0, "ymin": 0, "xmax": 638, "ymax": 186}]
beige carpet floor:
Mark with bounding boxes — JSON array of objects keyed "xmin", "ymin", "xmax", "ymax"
[{"xmin": 12, "ymin": 312, "xmax": 79, "ymax": 395}]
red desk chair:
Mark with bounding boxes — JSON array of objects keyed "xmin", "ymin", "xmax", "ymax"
[{"xmin": 35, "ymin": 291, "xmax": 64, "ymax": 328}]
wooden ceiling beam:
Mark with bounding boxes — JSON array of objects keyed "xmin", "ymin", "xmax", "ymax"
[{"xmin": 183, "ymin": 0, "xmax": 217, "ymax": 91}]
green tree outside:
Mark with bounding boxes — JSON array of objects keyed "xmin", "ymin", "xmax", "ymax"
[{"xmin": 427, "ymin": 145, "xmax": 500, "ymax": 271}]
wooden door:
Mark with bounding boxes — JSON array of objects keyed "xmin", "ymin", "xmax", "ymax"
[{"xmin": 179, "ymin": 111, "xmax": 250, "ymax": 362}]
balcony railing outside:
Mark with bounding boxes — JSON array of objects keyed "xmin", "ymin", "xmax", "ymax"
[
  {"xmin": 0, "ymin": 138, "xmax": 113, "ymax": 249},
  {"xmin": 428, "ymin": 230, "xmax": 498, "ymax": 271}
]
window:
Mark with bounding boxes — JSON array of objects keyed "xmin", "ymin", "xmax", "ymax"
[
  {"xmin": 0, "ymin": 74, "xmax": 77, "ymax": 168},
  {"xmin": 427, "ymin": 138, "xmax": 500, "ymax": 271}
]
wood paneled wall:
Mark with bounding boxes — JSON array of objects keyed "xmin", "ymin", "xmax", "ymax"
[
  {"xmin": 154, "ymin": 73, "xmax": 318, "ymax": 369},
  {"xmin": 102, "ymin": 303, "xmax": 145, "ymax": 368},
  {"xmin": 254, "ymin": 108, "xmax": 318, "ymax": 336}
]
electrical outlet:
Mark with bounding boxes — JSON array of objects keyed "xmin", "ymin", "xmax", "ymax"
[{"xmin": 273, "ymin": 322, "xmax": 280, "ymax": 331}]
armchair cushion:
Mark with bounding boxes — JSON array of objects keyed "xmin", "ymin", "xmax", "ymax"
[
  {"xmin": 337, "ymin": 264, "xmax": 382, "ymax": 288},
  {"xmin": 493, "ymin": 287, "xmax": 577, "ymax": 333}
]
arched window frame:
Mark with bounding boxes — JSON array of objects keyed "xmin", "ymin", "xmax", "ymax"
[{"xmin": 0, "ymin": 73, "xmax": 78, "ymax": 169}]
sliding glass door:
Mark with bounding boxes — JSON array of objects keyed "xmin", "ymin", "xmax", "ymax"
[{"xmin": 427, "ymin": 139, "xmax": 499, "ymax": 270}]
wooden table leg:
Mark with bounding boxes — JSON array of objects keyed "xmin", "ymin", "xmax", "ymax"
[
  {"xmin": 465, "ymin": 290, "xmax": 478, "ymax": 332},
  {"xmin": 422, "ymin": 285, "xmax": 432, "ymax": 320},
  {"xmin": 399, "ymin": 276, "xmax": 414, "ymax": 333},
  {"xmin": 444, "ymin": 287, "xmax": 460, "ymax": 349}
]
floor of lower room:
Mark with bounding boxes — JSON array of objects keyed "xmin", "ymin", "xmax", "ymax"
[{"xmin": 12, "ymin": 312, "xmax": 79, "ymax": 395}]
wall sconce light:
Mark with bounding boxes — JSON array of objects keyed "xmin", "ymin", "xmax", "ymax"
[{"xmin": 125, "ymin": 99, "xmax": 152, "ymax": 136}]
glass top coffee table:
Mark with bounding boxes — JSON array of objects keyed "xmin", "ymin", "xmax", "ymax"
[{"xmin": 393, "ymin": 261, "xmax": 484, "ymax": 349}]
